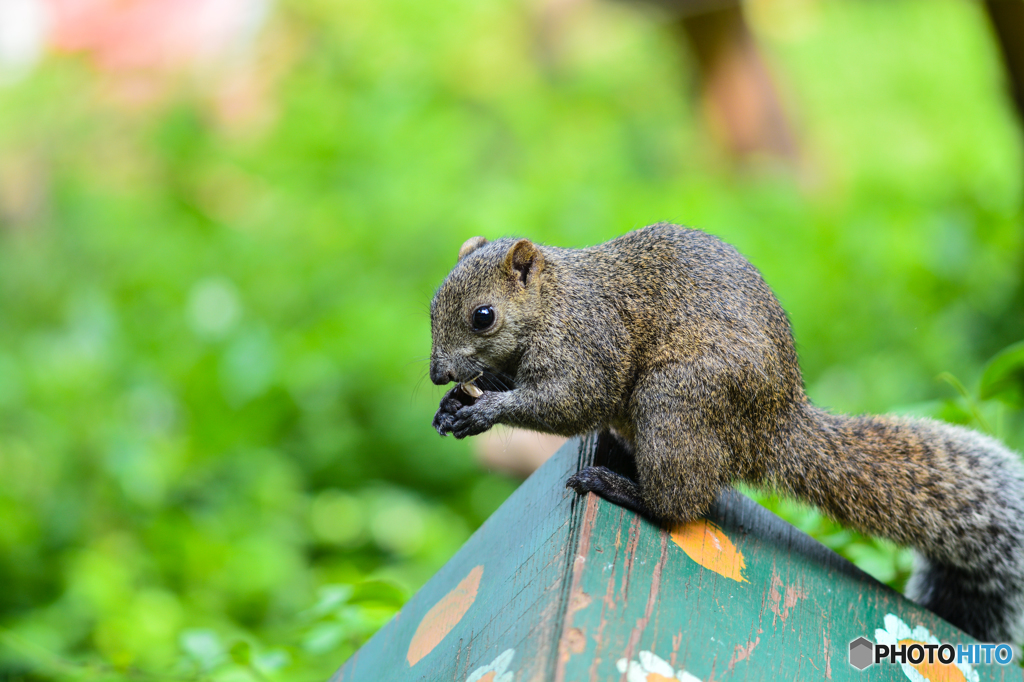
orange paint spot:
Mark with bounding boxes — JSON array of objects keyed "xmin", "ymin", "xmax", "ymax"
[
  {"xmin": 897, "ymin": 640, "xmax": 967, "ymax": 682},
  {"xmin": 406, "ymin": 565, "xmax": 484, "ymax": 666},
  {"xmin": 646, "ymin": 674, "xmax": 675, "ymax": 682},
  {"xmin": 478, "ymin": 673, "xmax": 496, "ymax": 682},
  {"xmin": 670, "ymin": 519, "xmax": 747, "ymax": 582}
]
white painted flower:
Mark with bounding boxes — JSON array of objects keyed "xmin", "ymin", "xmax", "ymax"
[
  {"xmin": 874, "ymin": 613, "xmax": 978, "ymax": 682},
  {"xmin": 616, "ymin": 650, "xmax": 701, "ymax": 682},
  {"xmin": 466, "ymin": 648, "xmax": 515, "ymax": 682}
]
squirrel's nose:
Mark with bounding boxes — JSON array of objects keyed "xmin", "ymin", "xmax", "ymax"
[{"xmin": 429, "ymin": 361, "xmax": 454, "ymax": 386}]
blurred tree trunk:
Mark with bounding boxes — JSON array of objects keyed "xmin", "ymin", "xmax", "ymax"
[
  {"xmin": 984, "ymin": 0, "xmax": 1024, "ymax": 121},
  {"xmin": 534, "ymin": 0, "xmax": 797, "ymax": 164},
  {"xmin": 673, "ymin": 3, "xmax": 798, "ymax": 162}
]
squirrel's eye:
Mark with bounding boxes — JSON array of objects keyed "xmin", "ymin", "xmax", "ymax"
[{"xmin": 471, "ymin": 306, "xmax": 495, "ymax": 331}]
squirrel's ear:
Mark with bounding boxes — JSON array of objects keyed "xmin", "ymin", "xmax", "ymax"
[
  {"xmin": 458, "ymin": 236, "xmax": 489, "ymax": 261},
  {"xmin": 505, "ymin": 239, "xmax": 544, "ymax": 288}
]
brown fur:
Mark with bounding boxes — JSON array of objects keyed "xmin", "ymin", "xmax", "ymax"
[{"xmin": 429, "ymin": 224, "xmax": 1024, "ymax": 645}]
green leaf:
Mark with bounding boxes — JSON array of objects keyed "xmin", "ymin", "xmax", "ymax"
[
  {"xmin": 302, "ymin": 623, "xmax": 347, "ymax": 655},
  {"xmin": 348, "ymin": 580, "xmax": 407, "ymax": 607},
  {"xmin": 936, "ymin": 374, "xmax": 990, "ymax": 431},
  {"xmin": 979, "ymin": 340, "xmax": 1024, "ymax": 406},
  {"xmin": 934, "ymin": 398, "xmax": 972, "ymax": 426},
  {"xmin": 229, "ymin": 640, "xmax": 252, "ymax": 666},
  {"xmin": 180, "ymin": 629, "xmax": 225, "ymax": 671},
  {"xmin": 254, "ymin": 649, "xmax": 292, "ymax": 673},
  {"xmin": 305, "ymin": 585, "xmax": 354, "ymax": 620}
]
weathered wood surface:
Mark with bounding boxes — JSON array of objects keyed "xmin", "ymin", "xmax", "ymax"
[{"xmin": 332, "ymin": 435, "xmax": 1011, "ymax": 681}]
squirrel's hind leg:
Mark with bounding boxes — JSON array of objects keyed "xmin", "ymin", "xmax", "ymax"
[
  {"xmin": 629, "ymin": 370, "xmax": 734, "ymax": 524},
  {"xmin": 566, "ymin": 466, "xmax": 647, "ymax": 515},
  {"xmin": 565, "ymin": 372, "xmax": 736, "ymax": 526}
]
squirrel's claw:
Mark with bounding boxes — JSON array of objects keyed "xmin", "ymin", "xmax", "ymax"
[
  {"xmin": 433, "ymin": 384, "xmax": 473, "ymax": 437},
  {"xmin": 433, "ymin": 409, "xmax": 455, "ymax": 436},
  {"xmin": 565, "ymin": 467, "xmax": 605, "ymax": 494},
  {"xmin": 566, "ymin": 466, "xmax": 650, "ymax": 517}
]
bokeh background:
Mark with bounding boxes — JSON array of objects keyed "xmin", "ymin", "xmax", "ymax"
[{"xmin": 1, "ymin": 0, "xmax": 1023, "ymax": 679}]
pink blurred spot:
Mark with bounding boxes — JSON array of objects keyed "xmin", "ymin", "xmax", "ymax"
[{"xmin": 45, "ymin": 0, "xmax": 268, "ymax": 72}]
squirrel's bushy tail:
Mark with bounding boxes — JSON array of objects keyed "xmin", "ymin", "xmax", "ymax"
[
  {"xmin": 778, "ymin": 406, "xmax": 1024, "ymax": 644},
  {"xmin": 907, "ymin": 554, "xmax": 1024, "ymax": 645}
]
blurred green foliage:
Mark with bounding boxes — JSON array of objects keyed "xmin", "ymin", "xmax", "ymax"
[{"xmin": 0, "ymin": 0, "xmax": 1023, "ymax": 679}]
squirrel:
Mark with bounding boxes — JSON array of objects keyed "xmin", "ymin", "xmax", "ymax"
[{"xmin": 428, "ymin": 223, "xmax": 1024, "ymax": 646}]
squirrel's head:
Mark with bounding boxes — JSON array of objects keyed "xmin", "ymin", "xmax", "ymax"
[{"xmin": 429, "ymin": 236, "xmax": 545, "ymax": 387}]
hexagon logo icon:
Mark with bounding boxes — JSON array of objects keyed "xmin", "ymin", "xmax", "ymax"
[{"xmin": 849, "ymin": 637, "xmax": 874, "ymax": 670}]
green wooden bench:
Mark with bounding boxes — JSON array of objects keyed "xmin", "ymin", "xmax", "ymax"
[{"xmin": 332, "ymin": 434, "xmax": 1010, "ymax": 681}]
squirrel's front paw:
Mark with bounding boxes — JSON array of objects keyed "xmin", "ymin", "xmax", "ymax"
[
  {"xmin": 449, "ymin": 402, "xmax": 495, "ymax": 439},
  {"xmin": 433, "ymin": 385, "xmax": 476, "ymax": 436},
  {"xmin": 433, "ymin": 408, "xmax": 456, "ymax": 436}
]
